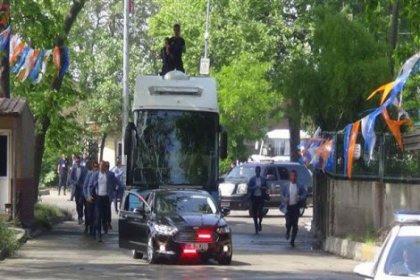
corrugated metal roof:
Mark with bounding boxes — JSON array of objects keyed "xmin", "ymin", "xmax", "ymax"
[{"xmin": 0, "ymin": 97, "xmax": 27, "ymax": 115}]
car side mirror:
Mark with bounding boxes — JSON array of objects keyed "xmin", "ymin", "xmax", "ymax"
[
  {"xmin": 353, "ymin": 262, "xmax": 375, "ymax": 279},
  {"xmin": 221, "ymin": 207, "xmax": 230, "ymax": 217},
  {"xmin": 133, "ymin": 207, "xmax": 146, "ymax": 216},
  {"xmin": 124, "ymin": 122, "xmax": 136, "ymax": 155}
]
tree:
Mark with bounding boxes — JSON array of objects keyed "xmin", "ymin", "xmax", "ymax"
[{"xmin": 11, "ymin": 0, "xmax": 87, "ymax": 190}]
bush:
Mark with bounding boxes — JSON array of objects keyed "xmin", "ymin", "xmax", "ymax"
[
  {"xmin": 34, "ymin": 203, "xmax": 72, "ymax": 230},
  {"xmin": 0, "ymin": 221, "xmax": 19, "ymax": 258}
]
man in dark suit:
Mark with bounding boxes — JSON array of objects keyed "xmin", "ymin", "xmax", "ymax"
[
  {"xmin": 280, "ymin": 170, "xmax": 307, "ymax": 247},
  {"xmin": 82, "ymin": 161, "xmax": 96, "ymax": 235},
  {"xmin": 57, "ymin": 154, "xmax": 69, "ymax": 195},
  {"xmin": 168, "ymin": 23, "xmax": 186, "ymax": 72},
  {"xmin": 70, "ymin": 156, "xmax": 88, "ymax": 225},
  {"xmin": 248, "ymin": 166, "xmax": 268, "ymax": 235},
  {"xmin": 88, "ymin": 161, "xmax": 122, "ymax": 242}
]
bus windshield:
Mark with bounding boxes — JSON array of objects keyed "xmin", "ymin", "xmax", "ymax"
[{"xmin": 130, "ymin": 110, "xmax": 218, "ymax": 189}]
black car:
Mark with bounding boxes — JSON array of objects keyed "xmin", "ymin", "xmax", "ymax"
[
  {"xmin": 218, "ymin": 162, "xmax": 312, "ymax": 216},
  {"xmin": 119, "ymin": 189, "xmax": 233, "ymax": 265}
]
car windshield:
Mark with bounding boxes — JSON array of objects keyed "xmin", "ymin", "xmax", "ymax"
[
  {"xmin": 130, "ymin": 110, "xmax": 218, "ymax": 188},
  {"xmin": 155, "ymin": 192, "xmax": 218, "ymax": 215},
  {"xmin": 226, "ymin": 166, "xmax": 255, "ymax": 180},
  {"xmin": 385, "ymin": 235, "xmax": 420, "ymax": 276}
]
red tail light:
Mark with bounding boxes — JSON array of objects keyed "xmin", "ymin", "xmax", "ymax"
[{"xmin": 197, "ymin": 230, "xmax": 213, "ymax": 242}]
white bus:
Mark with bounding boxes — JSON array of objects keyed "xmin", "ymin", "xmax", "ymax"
[
  {"xmin": 249, "ymin": 129, "xmax": 310, "ymax": 162},
  {"xmin": 124, "ymin": 70, "xmax": 227, "ymax": 195}
]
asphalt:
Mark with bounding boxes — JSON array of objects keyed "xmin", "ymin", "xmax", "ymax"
[{"xmin": 0, "ymin": 189, "xmax": 360, "ymax": 280}]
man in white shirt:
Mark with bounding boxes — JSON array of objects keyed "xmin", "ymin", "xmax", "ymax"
[
  {"xmin": 281, "ymin": 170, "xmax": 307, "ymax": 247},
  {"xmin": 88, "ymin": 161, "xmax": 122, "ymax": 242}
]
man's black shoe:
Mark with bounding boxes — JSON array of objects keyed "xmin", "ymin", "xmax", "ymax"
[
  {"xmin": 258, "ymin": 223, "xmax": 262, "ymax": 232},
  {"xmin": 291, "ymin": 241, "xmax": 295, "ymax": 247},
  {"xmin": 108, "ymin": 223, "xmax": 113, "ymax": 230},
  {"xmin": 285, "ymin": 233, "xmax": 290, "ymax": 240}
]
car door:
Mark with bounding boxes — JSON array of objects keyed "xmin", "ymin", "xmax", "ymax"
[
  {"xmin": 265, "ymin": 166, "xmax": 280, "ymax": 205},
  {"xmin": 118, "ymin": 191, "xmax": 149, "ymax": 251}
]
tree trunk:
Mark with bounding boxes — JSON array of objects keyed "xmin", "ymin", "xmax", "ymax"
[
  {"xmin": 389, "ymin": 0, "xmax": 399, "ymax": 76},
  {"xmin": 0, "ymin": 0, "xmax": 10, "ymax": 98},
  {"xmin": 288, "ymin": 95, "xmax": 301, "ymax": 162},
  {"xmin": 33, "ymin": 0, "xmax": 87, "ymax": 195},
  {"xmin": 99, "ymin": 132, "xmax": 108, "ymax": 161},
  {"xmin": 33, "ymin": 116, "xmax": 50, "ymax": 192}
]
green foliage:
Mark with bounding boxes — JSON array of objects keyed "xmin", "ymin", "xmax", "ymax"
[
  {"xmin": 284, "ymin": 9, "xmax": 391, "ymax": 130},
  {"xmin": 0, "ymin": 221, "xmax": 19, "ymax": 258},
  {"xmin": 215, "ymin": 53, "xmax": 280, "ymax": 158},
  {"xmin": 34, "ymin": 203, "xmax": 72, "ymax": 230}
]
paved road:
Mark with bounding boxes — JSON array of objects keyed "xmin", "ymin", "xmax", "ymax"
[{"xmin": 0, "ymin": 190, "xmax": 360, "ymax": 280}]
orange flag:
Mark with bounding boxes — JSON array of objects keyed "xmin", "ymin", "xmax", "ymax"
[
  {"xmin": 347, "ymin": 120, "xmax": 361, "ymax": 178},
  {"xmin": 382, "ymin": 109, "xmax": 411, "ymax": 150}
]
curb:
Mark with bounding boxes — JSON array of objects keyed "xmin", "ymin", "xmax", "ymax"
[{"xmin": 324, "ymin": 236, "xmax": 380, "ymax": 262}]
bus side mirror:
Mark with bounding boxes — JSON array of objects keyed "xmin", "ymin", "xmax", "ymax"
[
  {"xmin": 124, "ymin": 122, "xmax": 136, "ymax": 155},
  {"xmin": 220, "ymin": 130, "xmax": 228, "ymax": 159}
]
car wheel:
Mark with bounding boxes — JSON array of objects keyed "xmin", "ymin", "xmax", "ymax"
[
  {"xmin": 132, "ymin": 249, "xmax": 143, "ymax": 259},
  {"xmin": 218, "ymin": 255, "xmax": 232, "ymax": 265},
  {"xmin": 147, "ymin": 235, "xmax": 158, "ymax": 264}
]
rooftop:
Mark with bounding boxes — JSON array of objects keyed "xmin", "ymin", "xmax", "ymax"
[{"xmin": 0, "ymin": 97, "xmax": 27, "ymax": 116}]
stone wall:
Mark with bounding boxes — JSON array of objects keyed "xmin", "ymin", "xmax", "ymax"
[{"xmin": 313, "ymin": 173, "xmax": 420, "ymax": 238}]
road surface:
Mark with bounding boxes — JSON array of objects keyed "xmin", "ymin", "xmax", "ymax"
[{"xmin": 0, "ymin": 190, "xmax": 360, "ymax": 280}]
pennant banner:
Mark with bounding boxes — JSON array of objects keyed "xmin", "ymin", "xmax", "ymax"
[{"xmin": 9, "ymin": 31, "xmax": 70, "ymax": 85}]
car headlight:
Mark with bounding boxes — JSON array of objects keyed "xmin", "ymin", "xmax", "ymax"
[
  {"xmin": 237, "ymin": 183, "xmax": 248, "ymax": 194},
  {"xmin": 153, "ymin": 224, "xmax": 178, "ymax": 236},
  {"xmin": 216, "ymin": 226, "xmax": 231, "ymax": 234}
]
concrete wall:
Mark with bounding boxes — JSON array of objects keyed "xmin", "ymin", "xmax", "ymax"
[
  {"xmin": 103, "ymin": 133, "xmax": 121, "ymax": 166},
  {"xmin": 313, "ymin": 173, "xmax": 420, "ymax": 238}
]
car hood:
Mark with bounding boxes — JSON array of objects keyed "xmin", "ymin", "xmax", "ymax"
[{"xmin": 157, "ymin": 213, "xmax": 226, "ymax": 228}]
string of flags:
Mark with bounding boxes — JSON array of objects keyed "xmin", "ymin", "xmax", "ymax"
[
  {"xmin": 0, "ymin": 25, "xmax": 69, "ymax": 85},
  {"xmin": 299, "ymin": 51, "xmax": 420, "ymax": 178}
]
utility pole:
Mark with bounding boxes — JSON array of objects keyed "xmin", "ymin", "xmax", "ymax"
[
  {"xmin": 122, "ymin": 0, "xmax": 129, "ymax": 164},
  {"xmin": 200, "ymin": 0, "xmax": 210, "ymax": 75}
]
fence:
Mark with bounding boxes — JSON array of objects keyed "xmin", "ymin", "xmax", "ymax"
[{"xmin": 321, "ymin": 132, "xmax": 420, "ymax": 183}]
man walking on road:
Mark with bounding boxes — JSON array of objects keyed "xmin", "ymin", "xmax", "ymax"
[
  {"xmin": 281, "ymin": 170, "xmax": 307, "ymax": 247},
  {"xmin": 83, "ymin": 161, "xmax": 96, "ymax": 235},
  {"xmin": 248, "ymin": 166, "xmax": 268, "ymax": 235},
  {"xmin": 70, "ymin": 156, "xmax": 88, "ymax": 225},
  {"xmin": 57, "ymin": 154, "xmax": 69, "ymax": 195},
  {"xmin": 89, "ymin": 161, "xmax": 122, "ymax": 242}
]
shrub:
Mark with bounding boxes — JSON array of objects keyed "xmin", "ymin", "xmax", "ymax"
[
  {"xmin": 34, "ymin": 203, "xmax": 72, "ymax": 230},
  {"xmin": 0, "ymin": 221, "xmax": 19, "ymax": 258}
]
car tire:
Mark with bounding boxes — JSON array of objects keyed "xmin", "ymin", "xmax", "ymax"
[
  {"xmin": 218, "ymin": 255, "xmax": 232, "ymax": 265},
  {"xmin": 132, "ymin": 249, "xmax": 143, "ymax": 259},
  {"xmin": 147, "ymin": 235, "xmax": 158, "ymax": 264}
]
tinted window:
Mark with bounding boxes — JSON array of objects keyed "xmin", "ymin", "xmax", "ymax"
[
  {"xmin": 266, "ymin": 167, "xmax": 278, "ymax": 180},
  {"xmin": 155, "ymin": 192, "xmax": 217, "ymax": 215},
  {"xmin": 0, "ymin": 135, "xmax": 7, "ymax": 177},
  {"xmin": 131, "ymin": 110, "xmax": 218, "ymax": 189},
  {"xmin": 277, "ymin": 167, "xmax": 289, "ymax": 180}
]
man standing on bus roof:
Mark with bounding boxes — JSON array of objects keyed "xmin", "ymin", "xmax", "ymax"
[{"xmin": 168, "ymin": 23, "xmax": 186, "ymax": 73}]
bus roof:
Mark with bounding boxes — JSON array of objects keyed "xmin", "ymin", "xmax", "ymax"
[
  {"xmin": 266, "ymin": 129, "xmax": 311, "ymax": 139},
  {"xmin": 133, "ymin": 71, "xmax": 219, "ymax": 113}
]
